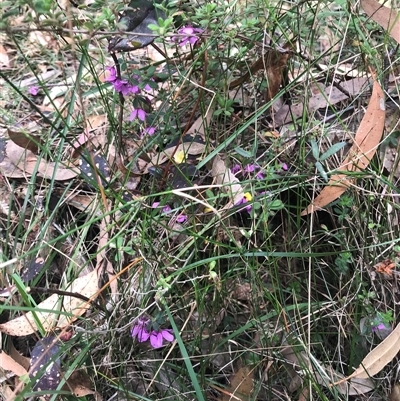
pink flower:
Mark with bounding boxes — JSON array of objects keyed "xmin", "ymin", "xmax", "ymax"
[
  {"xmin": 231, "ymin": 164, "xmax": 241, "ymax": 174},
  {"xmin": 372, "ymin": 323, "xmax": 386, "ymax": 332},
  {"xmin": 281, "ymin": 163, "xmax": 288, "ymax": 171},
  {"xmin": 29, "ymin": 86, "xmax": 39, "ymax": 96},
  {"xmin": 235, "ymin": 192, "xmax": 253, "ymax": 213},
  {"xmin": 131, "ymin": 317, "xmax": 151, "ymax": 342},
  {"xmin": 142, "ymin": 126, "xmax": 156, "ymax": 136},
  {"xmin": 255, "ymin": 170, "xmax": 265, "ymax": 179},
  {"xmin": 150, "ymin": 329, "xmax": 174, "ymax": 348},
  {"xmin": 105, "ymin": 66, "xmax": 117, "ymax": 82},
  {"xmin": 176, "ymin": 214, "xmax": 187, "ymax": 223},
  {"xmin": 129, "ymin": 108, "xmax": 147, "ymax": 122},
  {"xmin": 174, "ymin": 26, "xmax": 204, "ymax": 47},
  {"xmin": 244, "ymin": 164, "xmax": 256, "ymax": 173},
  {"xmin": 152, "ymin": 202, "xmax": 160, "ymax": 208},
  {"xmin": 162, "ymin": 205, "xmax": 172, "ymax": 214},
  {"xmin": 113, "ymin": 79, "xmax": 136, "ymax": 95}
]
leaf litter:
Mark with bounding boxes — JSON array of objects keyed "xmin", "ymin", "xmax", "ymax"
[
  {"xmin": 301, "ymin": 74, "xmax": 386, "ymax": 215},
  {"xmin": 1, "ymin": 1, "xmax": 400, "ymax": 399}
]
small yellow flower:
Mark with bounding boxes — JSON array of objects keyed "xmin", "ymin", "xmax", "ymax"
[
  {"xmin": 244, "ymin": 192, "xmax": 252, "ymax": 202},
  {"xmin": 174, "ymin": 150, "xmax": 186, "ymax": 164}
]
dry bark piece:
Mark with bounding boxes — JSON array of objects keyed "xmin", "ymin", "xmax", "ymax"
[{"xmin": 301, "ymin": 76, "xmax": 385, "ymax": 215}]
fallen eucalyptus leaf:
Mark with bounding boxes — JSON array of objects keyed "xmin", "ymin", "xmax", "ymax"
[{"xmin": 301, "ymin": 76, "xmax": 385, "ymax": 215}]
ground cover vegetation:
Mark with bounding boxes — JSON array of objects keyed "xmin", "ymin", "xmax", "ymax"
[{"xmin": 0, "ymin": 0, "xmax": 400, "ymax": 399}]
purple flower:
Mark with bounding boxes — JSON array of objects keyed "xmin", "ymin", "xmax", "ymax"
[
  {"xmin": 244, "ymin": 164, "xmax": 256, "ymax": 173},
  {"xmin": 131, "ymin": 317, "xmax": 151, "ymax": 342},
  {"xmin": 255, "ymin": 170, "xmax": 265, "ymax": 179},
  {"xmin": 113, "ymin": 79, "xmax": 136, "ymax": 95},
  {"xmin": 142, "ymin": 126, "xmax": 156, "ymax": 136},
  {"xmin": 105, "ymin": 66, "xmax": 117, "ymax": 82},
  {"xmin": 281, "ymin": 163, "xmax": 288, "ymax": 171},
  {"xmin": 231, "ymin": 164, "xmax": 241, "ymax": 174},
  {"xmin": 29, "ymin": 86, "xmax": 39, "ymax": 96},
  {"xmin": 372, "ymin": 323, "xmax": 386, "ymax": 332},
  {"xmin": 162, "ymin": 205, "xmax": 172, "ymax": 214},
  {"xmin": 176, "ymin": 214, "xmax": 187, "ymax": 223},
  {"xmin": 105, "ymin": 66, "xmax": 141, "ymax": 94},
  {"xmin": 152, "ymin": 202, "xmax": 160, "ymax": 208},
  {"xmin": 129, "ymin": 108, "xmax": 147, "ymax": 122},
  {"xmin": 150, "ymin": 329, "xmax": 174, "ymax": 348},
  {"xmin": 174, "ymin": 26, "xmax": 204, "ymax": 47},
  {"xmin": 130, "ymin": 85, "xmax": 140, "ymax": 94},
  {"xmin": 235, "ymin": 192, "xmax": 253, "ymax": 213}
]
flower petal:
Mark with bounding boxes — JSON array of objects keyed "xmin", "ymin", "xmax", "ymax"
[
  {"xmin": 161, "ymin": 329, "xmax": 174, "ymax": 342},
  {"xmin": 137, "ymin": 328, "xmax": 150, "ymax": 342},
  {"xmin": 150, "ymin": 332, "xmax": 163, "ymax": 348}
]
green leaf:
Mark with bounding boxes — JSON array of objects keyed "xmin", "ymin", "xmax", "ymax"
[
  {"xmin": 319, "ymin": 141, "xmax": 347, "ymax": 161},
  {"xmin": 234, "ymin": 147, "xmax": 253, "ymax": 158},
  {"xmin": 147, "ymin": 23, "xmax": 160, "ymax": 31},
  {"xmin": 310, "ymin": 139, "xmax": 320, "ymax": 160},
  {"xmin": 315, "ymin": 161, "xmax": 328, "ymax": 182},
  {"xmin": 269, "ymin": 199, "xmax": 284, "ymax": 210}
]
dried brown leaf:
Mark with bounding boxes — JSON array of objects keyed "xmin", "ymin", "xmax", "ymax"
[
  {"xmin": 212, "ymin": 154, "xmax": 245, "ymax": 208},
  {"xmin": 0, "ymin": 268, "xmax": 100, "ymax": 336},
  {"xmin": 0, "ymin": 351, "xmax": 28, "ymax": 377},
  {"xmin": 64, "ymin": 370, "xmax": 99, "ymax": 398},
  {"xmin": 6, "ymin": 141, "xmax": 79, "ymax": 180},
  {"xmin": 0, "ymin": 44, "xmax": 10, "ymax": 68},
  {"xmin": 361, "ymin": 0, "xmax": 400, "ymax": 45},
  {"xmin": 221, "ymin": 366, "xmax": 254, "ymax": 401},
  {"xmin": 341, "ymin": 322, "xmax": 400, "ymax": 381},
  {"xmin": 301, "ymin": 77, "xmax": 385, "ymax": 215},
  {"xmin": 9, "ymin": 343, "xmax": 30, "ymax": 371},
  {"xmin": 390, "ymin": 384, "xmax": 400, "ymax": 401},
  {"xmin": 7, "ymin": 127, "xmax": 44, "ymax": 154}
]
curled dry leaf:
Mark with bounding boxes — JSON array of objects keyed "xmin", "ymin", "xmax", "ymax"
[
  {"xmin": 5, "ymin": 141, "xmax": 79, "ymax": 180},
  {"xmin": 338, "ymin": 322, "xmax": 400, "ymax": 382},
  {"xmin": 8, "ymin": 126, "xmax": 44, "ymax": 154},
  {"xmin": 0, "ymin": 268, "xmax": 100, "ymax": 336},
  {"xmin": 64, "ymin": 370, "xmax": 99, "ymax": 398},
  {"xmin": 361, "ymin": 0, "xmax": 400, "ymax": 45},
  {"xmin": 9, "ymin": 342, "xmax": 30, "ymax": 371},
  {"xmin": 0, "ymin": 351, "xmax": 28, "ymax": 377},
  {"xmin": 212, "ymin": 154, "xmax": 245, "ymax": 208},
  {"xmin": 301, "ymin": 77, "xmax": 385, "ymax": 215}
]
